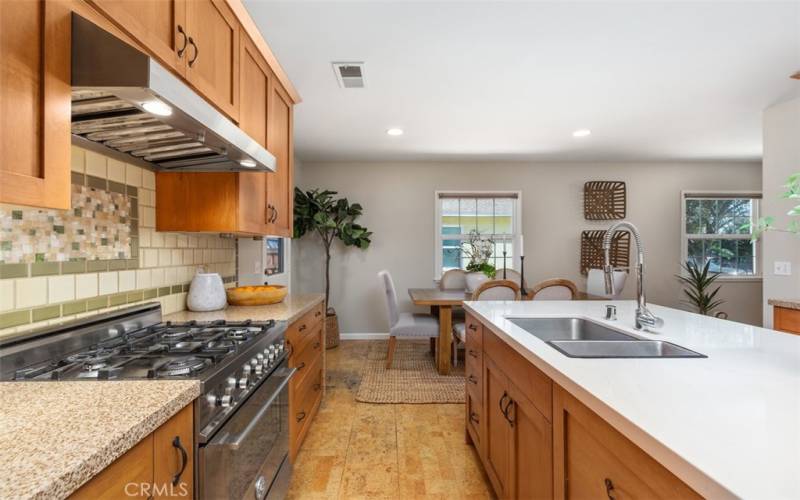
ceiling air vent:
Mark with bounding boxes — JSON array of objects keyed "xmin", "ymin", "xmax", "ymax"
[{"xmin": 332, "ymin": 62, "xmax": 365, "ymax": 88}]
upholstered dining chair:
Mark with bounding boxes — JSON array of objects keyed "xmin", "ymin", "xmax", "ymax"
[
  {"xmin": 378, "ymin": 270, "xmax": 440, "ymax": 369},
  {"xmin": 452, "ymin": 279, "xmax": 521, "ymax": 366},
  {"xmin": 529, "ymin": 278, "xmax": 578, "ymax": 300},
  {"xmin": 439, "ymin": 268, "xmax": 468, "ymax": 290},
  {"xmin": 495, "ymin": 268, "xmax": 522, "ymax": 287}
]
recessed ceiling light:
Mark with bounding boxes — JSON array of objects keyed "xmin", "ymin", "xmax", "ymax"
[
  {"xmin": 239, "ymin": 159, "xmax": 257, "ymax": 168},
  {"xmin": 386, "ymin": 128, "xmax": 404, "ymax": 136},
  {"xmin": 142, "ymin": 100, "xmax": 173, "ymax": 117},
  {"xmin": 573, "ymin": 129, "xmax": 591, "ymax": 138}
]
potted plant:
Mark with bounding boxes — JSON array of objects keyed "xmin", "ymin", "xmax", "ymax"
[
  {"xmin": 294, "ymin": 188, "xmax": 372, "ymax": 348},
  {"xmin": 748, "ymin": 172, "xmax": 800, "ymax": 238},
  {"xmin": 463, "ymin": 230, "xmax": 497, "ymax": 292},
  {"xmin": 676, "ymin": 260, "xmax": 725, "ymax": 316}
]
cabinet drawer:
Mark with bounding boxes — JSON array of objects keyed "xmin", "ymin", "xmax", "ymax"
[
  {"xmin": 554, "ymin": 386, "xmax": 700, "ymax": 500},
  {"xmin": 465, "ymin": 313, "xmax": 484, "ymax": 348},
  {"xmin": 465, "ymin": 354, "xmax": 481, "ymax": 402},
  {"xmin": 466, "ymin": 389, "xmax": 482, "ymax": 449},
  {"xmin": 290, "ymin": 325, "xmax": 323, "ymax": 388},
  {"xmin": 484, "ymin": 329, "xmax": 552, "ymax": 421},
  {"xmin": 293, "ymin": 356, "xmax": 323, "ymax": 431},
  {"xmin": 71, "ymin": 435, "xmax": 153, "ymax": 499},
  {"xmin": 774, "ymin": 306, "xmax": 800, "ymax": 334},
  {"xmin": 287, "ymin": 302, "xmax": 325, "ymax": 345}
]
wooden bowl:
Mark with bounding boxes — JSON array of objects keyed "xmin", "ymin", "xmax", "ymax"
[{"xmin": 226, "ymin": 285, "xmax": 288, "ymax": 306}]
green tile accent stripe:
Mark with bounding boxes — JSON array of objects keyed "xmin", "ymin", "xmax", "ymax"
[
  {"xmin": 62, "ymin": 260, "xmax": 87, "ymax": 274},
  {"xmin": 62, "ymin": 300, "xmax": 87, "ymax": 315},
  {"xmin": 87, "ymin": 175, "xmax": 107, "ymax": 190},
  {"xmin": 126, "ymin": 259, "xmax": 139, "ymax": 269},
  {"xmin": 171, "ymin": 285, "xmax": 183, "ymax": 294},
  {"xmin": 32, "ymin": 305, "xmax": 60, "ymax": 322},
  {"xmin": 0, "ymin": 263, "xmax": 28, "ymax": 279},
  {"xmin": 0, "ymin": 310, "xmax": 30, "ymax": 329},
  {"xmin": 109, "ymin": 293, "xmax": 128, "ymax": 306},
  {"xmin": 127, "ymin": 291, "xmax": 144, "ymax": 303},
  {"xmin": 143, "ymin": 288, "xmax": 158, "ymax": 299},
  {"xmin": 108, "ymin": 259, "xmax": 127, "ymax": 271},
  {"xmin": 158, "ymin": 287, "xmax": 171, "ymax": 297},
  {"xmin": 31, "ymin": 262, "xmax": 60, "ymax": 277},
  {"xmin": 108, "ymin": 181, "xmax": 126, "ymax": 195},
  {"xmin": 87, "ymin": 260, "xmax": 108, "ymax": 272},
  {"xmin": 87, "ymin": 296, "xmax": 108, "ymax": 311}
]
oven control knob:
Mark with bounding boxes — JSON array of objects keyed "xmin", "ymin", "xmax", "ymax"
[
  {"xmin": 257, "ymin": 353, "xmax": 265, "ymax": 363},
  {"xmin": 268, "ymin": 353, "xmax": 275, "ymax": 364},
  {"xmin": 226, "ymin": 376, "xmax": 237, "ymax": 389},
  {"xmin": 277, "ymin": 342, "xmax": 284, "ymax": 353},
  {"xmin": 269, "ymin": 344, "xmax": 276, "ymax": 353},
  {"xmin": 250, "ymin": 358, "xmax": 258, "ymax": 367},
  {"xmin": 238, "ymin": 377, "xmax": 249, "ymax": 389},
  {"xmin": 254, "ymin": 364, "xmax": 263, "ymax": 376},
  {"xmin": 216, "ymin": 394, "xmax": 232, "ymax": 407},
  {"xmin": 243, "ymin": 364, "xmax": 252, "ymax": 375}
]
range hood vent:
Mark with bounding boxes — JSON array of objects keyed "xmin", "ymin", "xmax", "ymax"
[{"xmin": 71, "ymin": 14, "xmax": 275, "ymax": 172}]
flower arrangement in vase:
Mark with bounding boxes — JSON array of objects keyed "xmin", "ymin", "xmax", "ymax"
[{"xmin": 463, "ymin": 230, "xmax": 497, "ymax": 292}]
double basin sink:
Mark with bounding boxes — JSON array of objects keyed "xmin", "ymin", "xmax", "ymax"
[{"xmin": 507, "ymin": 317, "xmax": 706, "ymax": 358}]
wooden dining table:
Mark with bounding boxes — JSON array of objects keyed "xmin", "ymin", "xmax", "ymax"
[{"xmin": 408, "ymin": 288, "xmax": 598, "ymax": 375}]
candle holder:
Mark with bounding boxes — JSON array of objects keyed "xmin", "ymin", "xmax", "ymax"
[
  {"xmin": 502, "ymin": 250, "xmax": 507, "ymax": 279},
  {"xmin": 520, "ymin": 255, "xmax": 527, "ymax": 297}
]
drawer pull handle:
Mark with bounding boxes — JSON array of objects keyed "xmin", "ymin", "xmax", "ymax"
[
  {"xmin": 499, "ymin": 392, "xmax": 508, "ymax": 415},
  {"xmin": 469, "ymin": 412, "xmax": 479, "ymax": 424},
  {"xmin": 504, "ymin": 398, "xmax": 515, "ymax": 427},
  {"xmin": 176, "ymin": 25, "xmax": 188, "ymax": 57},
  {"xmin": 468, "ymin": 323, "xmax": 478, "ymax": 331},
  {"xmin": 187, "ymin": 37, "xmax": 198, "ymax": 67},
  {"xmin": 313, "ymin": 383, "xmax": 321, "ymax": 391},
  {"xmin": 467, "ymin": 375, "xmax": 478, "ymax": 385},
  {"xmin": 315, "ymin": 310, "xmax": 322, "ymax": 317},
  {"xmin": 171, "ymin": 436, "xmax": 188, "ymax": 486},
  {"xmin": 468, "ymin": 349, "xmax": 479, "ymax": 358},
  {"xmin": 604, "ymin": 478, "xmax": 616, "ymax": 500},
  {"xmin": 298, "ymin": 324, "xmax": 307, "ymax": 332},
  {"xmin": 296, "ymin": 362, "xmax": 306, "ymax": 370},
  {"xmin": 313, "ymin": 341, "xmax": 321, "ymax": 349},
  {"xmin": 296, "ymin": 411, "xmax": 306, "ymax": 422}
]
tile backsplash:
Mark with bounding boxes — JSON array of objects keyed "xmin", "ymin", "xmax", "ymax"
[{"xmin": 0, "ymin": 147, "xmax": 237, "ymax": 339}]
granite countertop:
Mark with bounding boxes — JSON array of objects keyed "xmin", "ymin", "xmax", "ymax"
[
  {"xmin": 768, "ymin": 298, "xmax": 800, "ymax": 311},
  {"xmin": 0, "ymin": 380, "xmax": 200, "ymax": 499},
  {"xmin": 165, "ymin": 293, "xmax": 325, "ymax": 324},
  {"xmin": 464, "ymin": 300, "xmax": 800, "ymax": 499}
]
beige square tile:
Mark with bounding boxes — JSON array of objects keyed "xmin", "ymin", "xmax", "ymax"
[
  {"xmin": 98, "ymin": 272, "xmax": 118, "ymax": 295},
  {"xmin": 85, "ymin": 150, "xmax": 107, "ymax": 178},
  {"xmin": 176, "ymin": 234, "xmax": 188, "ymax": 248},
  {"xmin": 138, "ymin": 188, "xmax": 154, "ymax": 207},
  {"xmin": 71, "ymin": 146, "xmax": 85, "ymax": 173},
  {"xmin": 142, "ymin": 169, "xmax": 156, "ymax": 189},
  {"xmin": 163, "ymin": 233, "xmax": 177, "ymax": 248},
  {"xmin": 158, "ymin": 249, "xmax": 172, "ymax": 266},
  {"xmin": 48, "ymin": 275, "xmax": 75, "ymax": 304},
  {"xmin": 75, "ymin": 273, "xmax": 98, "ymax": 299},
  {"xmin": 202, "ymin": 249, "xmax": 213, "ymax": 263},
  {"xmin": 15, "ymin": 277, "xmax": 47, "ymax": 308},
  {"xmin": 142, "ymin": 206, "xmax": 155, "ymax": 228},
  {"xmin": 139, "ymin": 228, "xmax": 152, "ymax": 248},
  {"xmin": 119, "ymin": 270, "xmax": 136, "ymax": 292},
  {"xmin": 135, "ymin": 269, "xmax": 151, "ymax": 289},
  {"xmin": 194, "ymin": 249, "xmax": 204, "ymax": 263},
  {"xmin": 170, "ymin": 249, "xmax": 182, "ymax": 265},
  {"xmin": 151, "ymin": 268, "xmax": 165, "ymax": 287},
  {"xmin": 187, "ymin": 235, "xmax": 198, "ymax": 248},
  {"xmin": 164, "ymin": 267, "xmax": 177, "ymax": 285},
  {"xmin": 182, "ymin": 249, "xmax": 194, "ymax": 265},
  {"xmin": 107, "ymin": 158, "xmax": 126, "ymax": 183},
  {"xmin": 143, "ymin": 249, "xmax": 159, "ymax": 268},
  {"xmin": 125, "ymin": 164, "xmax": 143, "ymax": 187},
  {"xmin": 179, "ymin": 266, "xmax": 193, "ymax": 283},
  {"xmin": 151, "ymin": 231, "xmax": 165, "ymax": 248},
  {"xmin": 1, "ymin": 280, "xmax": 14, "ymax": 312}
]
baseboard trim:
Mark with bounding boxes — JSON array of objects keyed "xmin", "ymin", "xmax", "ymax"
[{"xmin": 340, "ymin": 333, "xmax": 390, "ymax": 340}]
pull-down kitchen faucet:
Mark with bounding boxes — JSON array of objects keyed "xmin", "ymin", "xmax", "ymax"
[{"xmin": 602, "ymin": 221, "xmax": 663, "ymax": 331}]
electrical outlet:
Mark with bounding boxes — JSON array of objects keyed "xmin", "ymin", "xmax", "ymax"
[{"xmin": 774, "ymin": 261, "xmax": 792, "ymax": 276}]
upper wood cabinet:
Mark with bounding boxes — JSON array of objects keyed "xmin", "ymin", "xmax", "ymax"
[
  {"xmin": 0, "ymin": 0, "xmax": 71, "ymax": 210},
  {"xmin": 88, "ymin": 0, "xmax": 188, "ymax": 76},
  {"xmin": 184, "ymin": 0, "xmax": 240, "ymax": 120},
  {"xmin": 266, "ymin": 82, "xmax": 294, "ymax": 238}
]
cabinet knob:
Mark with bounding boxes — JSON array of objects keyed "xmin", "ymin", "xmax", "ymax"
[
  {"xmin": 468, "ymin": 349, "xmax": 479, "ymax": 358},
  {"xmin": 468, "ymin": 323, "xmax": 478, "ymax": 331},
  {"xmin": 296, "ymin": 411, "xmax": 306, "ymax": 422},
  {"xmin": 469, "ymin": 412, "xmax": 479, "ymax": 424},
  {"xmin": 467, "ymin": 374, "xmax": 478, "ymax": 385}
]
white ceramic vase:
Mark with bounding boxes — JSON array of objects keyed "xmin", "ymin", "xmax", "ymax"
[
  {"xmin": 187, "ymin": 272, "xmax": 227, "ymax": 311},
  {"xmin": 465, "ymin": 272, "xmax": 490, "ymax": 293}
]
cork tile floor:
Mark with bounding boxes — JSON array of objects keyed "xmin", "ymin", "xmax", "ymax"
[{"xmin": 287, "ymin": 340, "xmax": 494, "ymax": 500}]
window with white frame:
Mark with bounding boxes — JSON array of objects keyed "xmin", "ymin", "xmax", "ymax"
[
  {"xmin": 681, "ymin": 192, "xmax": 761, "ymax": 277},
  {"xmin": 435, "ymin": 192, "xmax": 521, "ymax": 279}
]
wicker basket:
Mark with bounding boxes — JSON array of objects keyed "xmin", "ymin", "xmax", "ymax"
[{"xmin": 325, "ymin": 307, "xmax": 340, "ymax": 349}]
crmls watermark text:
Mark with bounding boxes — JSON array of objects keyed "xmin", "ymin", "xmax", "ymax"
[{"xmin": 124, "ymin": 482, "xmax": 190, "ymax": 497}]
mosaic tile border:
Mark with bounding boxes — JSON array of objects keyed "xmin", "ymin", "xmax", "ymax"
[{"xmin": 0, "ymin": 276, "xmax": 237, "ymax": 329}]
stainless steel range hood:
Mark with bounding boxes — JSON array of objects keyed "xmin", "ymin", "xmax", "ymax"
[{"xmin": 71, "ymin": 14, "xmax": 275, "ymax": 172}]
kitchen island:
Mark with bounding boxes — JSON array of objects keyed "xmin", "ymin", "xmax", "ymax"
[{"xmin": 463, "ymin": 300, "xmax": 800, "ymax": 499}]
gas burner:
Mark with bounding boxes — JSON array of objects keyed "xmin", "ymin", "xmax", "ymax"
[
  {"xmin": 160, "ymin": 329, "xmax": 191, "ymax": 340},
  {"xmin": 205, "ymin": 339, "xmax": 236, "ymax": 351},
  {"xmin": 65, "ymin": 348, "xmax": 118, "ymax": 366},
  {"xmin": 225, "ymin": 328, "xmax": 251, "ymax": 341},
  {"xmin": 156, "ymin": 357, "xmax": 210, "ymax": 377}
]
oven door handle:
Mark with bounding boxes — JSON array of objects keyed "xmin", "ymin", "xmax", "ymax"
[{"xmin": 225, "ymin": 367, "xmax": 296, "ymax": 449}]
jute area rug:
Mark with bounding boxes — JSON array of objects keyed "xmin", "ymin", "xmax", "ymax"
[{"xmin": 355, "ymin": 340, "xmax": 465, "ymax": 404}]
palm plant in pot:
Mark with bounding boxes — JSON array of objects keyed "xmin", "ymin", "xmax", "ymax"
[
  {"xmin": 294, "ymin": 188, "xmax": 372, "ymax": 348},
  {"xmin": 463, "ymin": 230, "xmax": 497, "ymax": 292},
  {"xmin": 676, "ymin": 260, "xmax": 725, "ymax": 316}
]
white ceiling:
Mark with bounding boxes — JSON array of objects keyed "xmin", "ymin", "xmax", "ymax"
[{"xmin": 244, "ymin": 1, "xmax": 800, "ymax": 162}]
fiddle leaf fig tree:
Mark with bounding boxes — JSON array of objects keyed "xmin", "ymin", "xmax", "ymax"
[{"xmin": 294, "ymin": 188, "xmax": 372, "ymax": 311}]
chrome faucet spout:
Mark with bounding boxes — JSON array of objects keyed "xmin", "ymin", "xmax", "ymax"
[{"xmin": 601, "ymin": 221, "xmax": 663, "ymax": 331}]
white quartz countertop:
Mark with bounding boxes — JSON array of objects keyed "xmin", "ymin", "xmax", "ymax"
[{"xmin": 463, "ymin": 300, "xmax": 800, "ymax": 500}]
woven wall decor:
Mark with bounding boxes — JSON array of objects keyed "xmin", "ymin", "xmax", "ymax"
[
  {"xmin": 584, "ymin": 181, "xmax": 626, "ymax": 220},
  {"xmin": 580, "ymin": 230, "xmax": 630, "ymax": 275}
]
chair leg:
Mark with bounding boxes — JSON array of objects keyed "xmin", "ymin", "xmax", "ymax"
[
  {"xmin": 452, "ymin": 341, "xmax": 457, "ymax": 367},
  {"xmin": 386, "ymin": 336, "xmax": 397, "ymax": 369},
  {"xmin": 429, "ymin": 337, "xmax": 436, "ymax": 355}
]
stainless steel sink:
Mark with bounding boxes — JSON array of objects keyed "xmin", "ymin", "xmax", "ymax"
[
  {"xmin": 548, "ymin": 340, "xmax": 707, "ymax": 358},
  {"xmin": 507, "ymin": 317, "xmax": 638, "ymax": 342},
  {"xmin": 506, "ymin": 317, "xmax": 706, "ymax": 358}
]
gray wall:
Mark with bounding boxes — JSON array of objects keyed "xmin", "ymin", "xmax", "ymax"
[
  {"xmin": 292, "ymin": 161, "xmax": 763, "ymax": 333},
  {"xmin": 762, "ymin": 97, "xmax": 800, "ymax": 327}
]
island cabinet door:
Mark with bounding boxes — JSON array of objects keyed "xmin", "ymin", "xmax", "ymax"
[
  {"xmin": 552, "ymin": 385, "xmax": 701, "ymax": 500},
  {"xmin": 153, "ymin": 404, "xmax": 194, "ymax": 499},
  {"xmin": 483, "ymin": 355, "xmax": 512, "ymax": 498},
  {"xmin": 507, "ymin": 380, "xmax": 553, "ymax": 500}
]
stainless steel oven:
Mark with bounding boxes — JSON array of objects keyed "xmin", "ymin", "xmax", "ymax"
[{"xmin": 200, "ymin": 361, "xmax": 295, "ymax": 499}]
